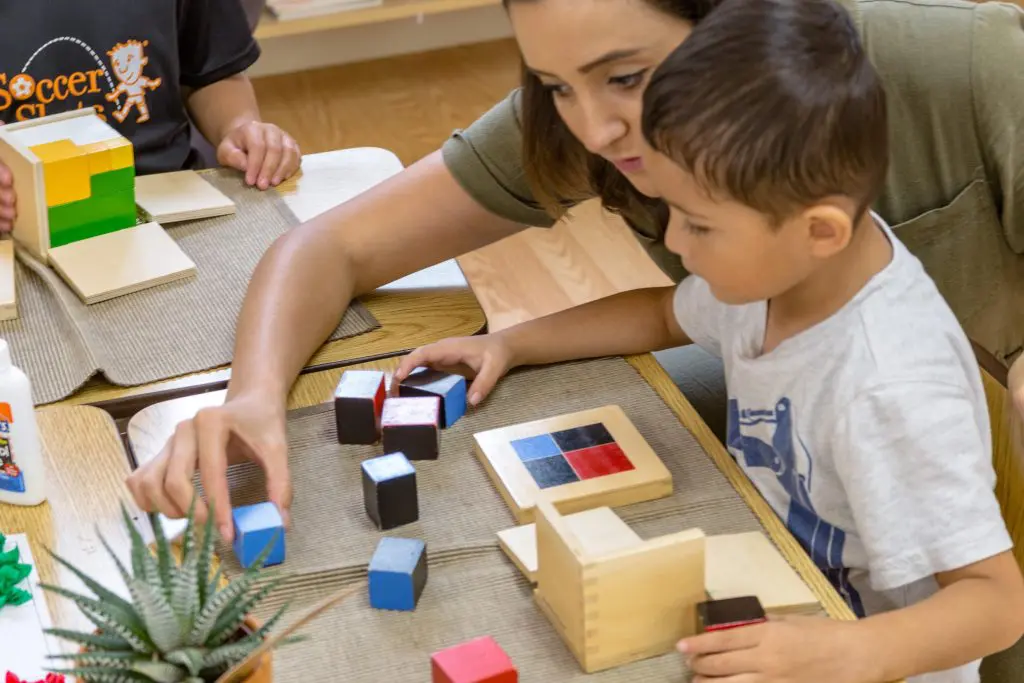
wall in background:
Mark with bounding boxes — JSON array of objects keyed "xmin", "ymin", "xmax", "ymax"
[{"xmin": 250, "ymin": 5, "xmax": 513, "ymax": 77}]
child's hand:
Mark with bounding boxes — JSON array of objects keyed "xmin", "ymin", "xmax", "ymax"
[
  {"xmin": 679, "ymin": 616, "xmax": 869, "ymax": 683},
  {"xmin": 217, "ymin": 120, "xmax": 301, "ymax": 190},
  {"xmin": 0, "ymin": 124, "xmax": 14, "ymax": 234},
  {"xmin": 1009, "ymin": 353, "xmax": 1024, "ymax": 424},
  {"xmin": 393, "ymin": 334, "xmax": 514, "ymax": 407}
]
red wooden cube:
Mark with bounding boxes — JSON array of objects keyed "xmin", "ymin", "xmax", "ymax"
[
  {"xmin": 431, "ymin": 636, "xmax": 517, "ymax": 683},
  {"xmin": 381, "ymin": 396, "xmax": 441, "ymax": 460}
]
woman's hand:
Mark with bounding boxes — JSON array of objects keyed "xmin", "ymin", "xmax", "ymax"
[
  {"xmin": 393, "ymin": 334, "xmax": 516, "ymax": 407},
  {"xmin": 217, "ymin": 120, "xmax": 301, "ymax": 190}
]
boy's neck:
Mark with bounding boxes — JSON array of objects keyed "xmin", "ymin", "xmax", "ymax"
[{"xmin": 763, "ymin": 212, "xmax": 892, "ymax": 353}]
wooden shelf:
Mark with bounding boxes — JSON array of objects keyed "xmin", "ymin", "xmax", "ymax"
[{"xmin": 255, "ymin": 0, "xmax": 501, "ymax": 39}]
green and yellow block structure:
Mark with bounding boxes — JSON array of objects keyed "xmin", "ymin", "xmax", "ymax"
[
  {"xmin": 0, "ymin": 109, "xmax": 197, "ymax": 308},
  {"xmin": 29, "ymin": 130, "xmax": 136, "ymax": 248}
]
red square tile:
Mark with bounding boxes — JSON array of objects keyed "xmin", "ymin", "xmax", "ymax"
[{"xmin": 564, "ymin": 442, "xmax": 635, "ymax": 479}]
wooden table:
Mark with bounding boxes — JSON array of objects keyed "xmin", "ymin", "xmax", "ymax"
[
  {"xmin": 2, "ymin": 354, "xmax": 878, "ymax": 677},
  {"xmin": 54, "ymin": 148, "xmax": 486, "ymax": 416}
]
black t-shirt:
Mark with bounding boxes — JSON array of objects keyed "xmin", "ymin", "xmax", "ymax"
[{"xmin": 0, "ymin": 0, "xmax": 260, "ymax": 174}]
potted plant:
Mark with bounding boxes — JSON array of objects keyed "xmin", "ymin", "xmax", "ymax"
[{"xmin": 38, "ymin": 499, "xmax": 289, "ymax": 683}]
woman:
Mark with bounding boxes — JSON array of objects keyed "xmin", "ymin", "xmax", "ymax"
[
  {"xmin": 0, "ymin": 0, "xmax": 301, "ymax": 233},
  {"xmin": 127, "ymin": 0, "xmax": 1024, "ymax": 543}
]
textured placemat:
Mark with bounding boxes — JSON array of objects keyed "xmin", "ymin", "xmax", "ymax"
[
  {"xmin": 254, "ymin": 548, "xmax": 697, "ymax": 682},
  {"xmin": 0, "ymin": 170, "xmax": 379, "ymax": 404},
  {"xmin": 209, "ymin": 357, "xmax": 763, "ymax": 577},
  {"xmin": 207, "ymin": 357, "xmax": 782, "ymax": 680}
]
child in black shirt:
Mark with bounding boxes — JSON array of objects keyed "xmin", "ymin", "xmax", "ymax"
[{"xmin": 0, "ymin": 0, "xmax": 301, "ymax": 232}]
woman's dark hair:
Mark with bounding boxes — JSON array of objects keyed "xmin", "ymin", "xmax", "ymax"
[{"xmin": 503, "ymin": 0, "xmax": 718, "ymax": 229}]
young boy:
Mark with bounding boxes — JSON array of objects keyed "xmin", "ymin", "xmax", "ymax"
[{"xmin": 394, "ymin": 0, "xmax": 1024, "ymax": 680}]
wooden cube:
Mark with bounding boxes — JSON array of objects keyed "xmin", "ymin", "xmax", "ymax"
[
  {"xmin": 431, "ymin": 635, "xmax": 518, "ymax": 683},
  {"xmin": 399, "ymin": 367, "xmax": 467, "ymax": 428},
  {"xmin": 361, "ymin": 452, "xmax": 418, "ymax": 530},
  {"xmin": 696, "ymin": 596, "xmax": 766, "ymax": 633},
  {"xmin": 231, "ymin": 502, "xmax": 285, "ymax": 568},
  {"xmin": 368, "ymin": 537, "xmax": 428, "ymax": 611},
  {"xmin": 381, "ymin": 397, "xmax": 441, "ymax": 460},
  {"xmin": 334, "ymin": 370, "xmax": 386, "ymax": 444}
]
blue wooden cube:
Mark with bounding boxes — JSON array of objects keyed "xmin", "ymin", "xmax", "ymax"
[
  {"xmin": 399, "ymin": 367, "xmax": 467, "ymax": 428},
  {"xmin": 368, "ymin": 537, "xmax": 427, "ymax": 611},
  {"xmin": 231, "ymin": 502, "xmax": 286, "ymax": 568}
]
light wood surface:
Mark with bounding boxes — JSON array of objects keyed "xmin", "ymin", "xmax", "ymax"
[
  {"xmin": 55, "ymin": 149, "xmax": 486, "ymax": 410},
  {"xmin": 255, "ymin": 0, "xmax": 500, "ymax": 39},
  {"xmin": 0, "ymin": 405, "xmax": 145, "ymax": 649}
]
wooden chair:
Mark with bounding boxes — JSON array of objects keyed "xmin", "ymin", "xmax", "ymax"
[{"xmin": 972, "ymin": 342, "xmax": 1024, "ymax": 682}]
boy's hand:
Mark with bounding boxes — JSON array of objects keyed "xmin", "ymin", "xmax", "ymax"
[
  {"xmin": 680, "ymin": 616, "xmax": 869, "ymax": 683},
  {"xmin": 217, "ymin": 120, "xmax": 301, "ymax": 190},
  {"xmin": 393, "ymin": 334, "xmax": 515, "ymax": 407},
  {"xmin": 1009, "ymin": 353, "xmax": 1024, "ymax": 424}
]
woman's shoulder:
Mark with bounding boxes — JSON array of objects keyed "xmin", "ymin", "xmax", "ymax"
[{"xmin": 440, "ymin": 88, "xmax": 559, "ymax": 227}]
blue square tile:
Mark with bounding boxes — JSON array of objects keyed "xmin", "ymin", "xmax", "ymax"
[{"xmin": 510, "ymin": 434, "xmax": 562, "ymax": 462}]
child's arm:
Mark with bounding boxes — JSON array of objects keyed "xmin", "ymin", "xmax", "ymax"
[
  {"xmin": 185, "ymin": 74, "xmax": 301, "ymax": 190},
  {"xmin": 499, "ymin": 285, "xmax": 690, "ymax": 367},
  {"xmin": 394, "ymin": 285, "xmax": 692, "ymax": 405},
  {"xmin": 852, "ymin": 552, "xmax": 1024, "ymax": 681}
]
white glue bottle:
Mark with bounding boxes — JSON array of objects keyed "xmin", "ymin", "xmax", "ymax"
[{"xmin": 0, "ymin": 339, "xmax": 46, "ymax": 506}]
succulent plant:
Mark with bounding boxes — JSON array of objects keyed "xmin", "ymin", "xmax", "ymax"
[{"xmin": 40, "ymin": 499, "xmax": 289, "ymax": 683}]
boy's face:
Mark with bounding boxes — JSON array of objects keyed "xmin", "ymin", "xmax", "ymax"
[{"xmin": 646, "ymin": 151, "xmax": 822, "ymax": 305}]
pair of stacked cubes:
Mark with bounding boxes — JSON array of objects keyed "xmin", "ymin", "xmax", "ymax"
[{"xmin": 334, "ymin": 367, "xmax": 467, "ymax": 612}]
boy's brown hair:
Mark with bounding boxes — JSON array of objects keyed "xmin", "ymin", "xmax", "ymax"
[{"xmin": 641, "ymin": 0, "xmax": 888, "ymax": 224}]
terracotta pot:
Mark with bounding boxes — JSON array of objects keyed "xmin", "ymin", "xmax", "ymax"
[{"xmin": 75, "ymin": 613, "xmax": 273, "ymax": 683}]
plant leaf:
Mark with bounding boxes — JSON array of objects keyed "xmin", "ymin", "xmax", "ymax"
[
  {"xmin": 44, "ymin": 627, "xmax": 132, "ymax": 652},
  {"xmin": 208, "ymin": 575, "xmax": 284, "ymax": 646},
  {"xmin": 201, "ymin": 636, "xmax": 261, "ymax": 670},
  {"xmin": 196, "ymin": 497, "xmax": 217, "ymax": 609},
  {"xmin": 39, "ymin": 583, "xmax": 153, "ymax": 653},
  {"xmin": 187, "ymin": 572, "xmax": 257, "ymax": 646},
  {"xmin": 149, "ymin": 512, "xmax": 175, "ymax": 602},
  {"xmin": 170, "ymin": 554, "xmax": 200, "ymax": 634},
  {"xmin": 166, "ymin": 648, "xmax": 206, "ymax": 676},
  {"xmin": 128, "ymin": 575, "xmax": 184, "ymax": 653},
  {"xmin": 121, "ymin": 504, "xmax": 159, "ymax": 586},
  {"xmin": 132, "ymin": 660, "xmax": 188, "ymax": 683},
  {"xmin": 46, "ymin": 650, "xmax": 141, "ymax": 667},
  {"xmin": 97, "ymin": 526, "xmax": 135, "ymax": 589},
  {"xmin": 180, "ymin": 495, "xmax": 197, "ymax": 566},
  {"xmin": 45, "ymin": 545, "xmax": 137, "ymax": 617}
]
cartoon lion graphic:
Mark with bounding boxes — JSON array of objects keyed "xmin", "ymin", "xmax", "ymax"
[{"xmin": 105, "ymin": 39, "xmax": 162, "ymax": 123}]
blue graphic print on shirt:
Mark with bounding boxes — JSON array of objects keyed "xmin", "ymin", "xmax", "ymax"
[{"xmin": 727, "ymin": 398, "xmax": 866, "ymax": 617}]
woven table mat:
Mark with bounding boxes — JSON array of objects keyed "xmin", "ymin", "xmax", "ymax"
[
  {"xmin": 0, "ymin": 169, "xmax": 379, "ymax": 404},
  {"xmin": 209, "ymin": 357, "xmax": 764, "ymax": 577},
  {"xmin": 254, "ymin": 547, "xmax": 697, "ymax": 682}
]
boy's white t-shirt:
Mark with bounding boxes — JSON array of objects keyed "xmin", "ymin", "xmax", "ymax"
[{"xmin": 672, "ymin": 216, "xmax": 1012, "ymax": 683}]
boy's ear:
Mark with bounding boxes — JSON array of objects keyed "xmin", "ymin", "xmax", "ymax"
[{"xmin": 801, "ymin": 202, "xmax": 853, "ymax": 258}]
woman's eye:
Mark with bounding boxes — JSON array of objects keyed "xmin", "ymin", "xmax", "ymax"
[
  {"xmin": 540, "ymin": 82, "xmax": 571, "ymax": 98},
  {"xmin": 609, "ymin": 69, "xmax": 648, "ymax": 88},
  {"xmin": 687, "ymin": 222, "xmax": 711, "ymax": 235}
]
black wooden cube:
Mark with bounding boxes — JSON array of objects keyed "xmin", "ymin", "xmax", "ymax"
[
  {"xmin": 334, "ymin": 370, "xmax": 386, "ymax": 444},
  {"xmin": 381, "ymin": 396, "xmax": 441, "ymax": 460},
  {"xmin": 362, "ymin": 451, "xmax": 418, "ymax": 530},
  {"xmin": 696, "ymin": 596, "xmax": 767, "ymax": 633}
]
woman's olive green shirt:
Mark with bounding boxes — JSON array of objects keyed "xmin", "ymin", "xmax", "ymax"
[{"xmin": 441, "ymin": 0, "xmax": 1024, "ymax": 363}]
